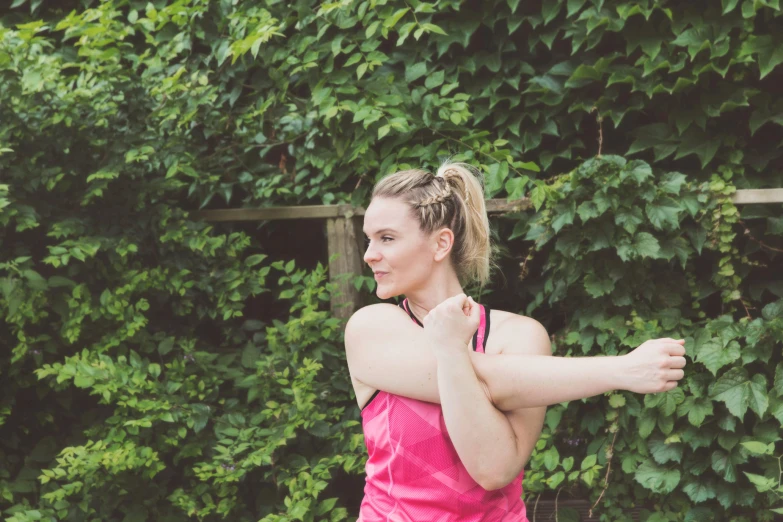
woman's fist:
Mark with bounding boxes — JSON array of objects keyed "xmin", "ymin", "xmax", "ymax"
[
  {"xmin": 620, "ymin": 338, "xmax": 687, "ymax": 394},
  {"xmin": 423, "ymin": 293, "xmax": 481, "ymax": 348}
]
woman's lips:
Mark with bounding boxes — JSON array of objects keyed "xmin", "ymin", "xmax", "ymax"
[{"xmin": 374, "ymin": 272, "xmax": 387, "ymax": 281}]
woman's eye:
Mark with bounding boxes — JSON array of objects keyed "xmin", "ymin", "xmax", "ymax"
[{"xmin": 381, "ymin": 236, "xmax": 393, "ymax": 242}]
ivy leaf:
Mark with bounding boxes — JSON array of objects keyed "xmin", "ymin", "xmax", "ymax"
[
  {"xmin": 660, "ymin": 172, "xmax": 687, "ymax": 195},
  {"xmin": 649, "ymin": 436, "xmax": 684, "ymax": 464},
  {"xmin": 635, "ymin": 459, "xmax": 681, "ymax": 493},
  {"xmin": 682, "ymin": 396, "xmax": 714, "ymax": 427},
  {"xmin": 632, "ymin": 231, "xmax": 661, "ymax": 259},
  {"xmin": 711, "ymin": 450, "xmax": 737, "ymax": 482},
  {"xmin": 576, "ymin": 201, "xmax": 600, "ymax": 222},
  {"xmin": 638, "ymin": 409, "xmax": 657, "ymax": 438},
  {"xmin": 683, "ymin": 478, "xmax": 718, "ymax": 503},
  {"xmin": 646, "ymin": 201, "xmax": 682, "ymax": 231},
  {"xmin": 709, "ymin": 367, "xmax": 769, "ymax": 418},
  {"xmin": 627, "ymin": 123, "xmax": 677, "ymax": 160},
  {"xmin": 674, "ymin": 127, "xmax": 720, "ymax": 168},
  {"xmin": 740, "ymin": 35, "xmax": 783, "ymax": 78},
  {"xmin": 696, "ymin": 339, "xmax": 740, "ymax": 376},
  {"xmin": 762, "ymin": 300, "xmax": 783, "ymax": 320},
  {"xmin": 551, "ymin": 202, "xmax": 576, "ymax": 232},
  {"xmin": 615, "ymin": 207, "xmax": 644, "ymax": 234},
  {"xmin": 567, "ymin": 0, "xmax": 587, "ymax": 16},
  {"xmin": 584, "ymin": 273, "xmax": 615, "ymax": 297},
  {"xmin": 625, "ymin": 160, "xmax": 653, "ymax": 185},
  {"xmin": 686, "ymin": 226, "xmax": 707, "ymax": 255}
]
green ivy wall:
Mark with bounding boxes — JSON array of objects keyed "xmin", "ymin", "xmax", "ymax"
[{"xmin": 1, "ymin": 0, "xmax": 782, "ymax": 521}]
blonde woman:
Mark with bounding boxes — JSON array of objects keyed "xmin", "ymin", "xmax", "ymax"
[{"xmin": 345, "ymin": 163, "xmax": 686, "ymax": 521}]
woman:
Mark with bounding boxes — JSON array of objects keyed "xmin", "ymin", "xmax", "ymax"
[{"xmin": 344, "ymin": 163, "xmax": 687, "ymax": 521}]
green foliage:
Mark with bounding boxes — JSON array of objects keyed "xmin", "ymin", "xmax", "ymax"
[
  {"xmin": 2, "ymin": 0, "xmax": 783, "ymax": 521},
  {"xmin": 517, "ymin": 158, "xmax": 783, "ymax": 519}
]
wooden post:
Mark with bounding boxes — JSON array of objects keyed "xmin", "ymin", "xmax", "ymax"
[{"xmin": 326, "ymin": 211, "xmax": 365, "ymax": 320}]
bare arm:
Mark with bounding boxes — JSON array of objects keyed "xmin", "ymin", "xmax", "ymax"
[
  {"xmin": 344, "ymin": 304, "xmax": 686, "ymax": 411},
  {"xmin": 433, "ymin": 308, "xmax": 551, "ymax": 490}
]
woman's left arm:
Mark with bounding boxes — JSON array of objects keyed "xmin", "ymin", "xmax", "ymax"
[{"xmin": 435, "ymin": 312, "xmax": 550, "ymax": 490}]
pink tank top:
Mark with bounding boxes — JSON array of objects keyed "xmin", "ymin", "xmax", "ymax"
[{"xmin": 358, "ymin": 299, "xmax": 528, "ymax": 521}]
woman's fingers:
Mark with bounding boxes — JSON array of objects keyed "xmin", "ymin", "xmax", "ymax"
[
  {"xmin": 666, "ymin": 343, "xmax": 686, "ymax": 356},
  {"xmin": 665, "ymin": 369, "xmax": 685, "ymax": 381},
  {"xmin": 669, "ymin": 356, "xmax": 687, "ymax": 369}
]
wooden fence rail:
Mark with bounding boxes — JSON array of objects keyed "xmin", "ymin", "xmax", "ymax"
[{"xmin": 198, "ymin": 189, "xmax": 783, "ymax": 319}]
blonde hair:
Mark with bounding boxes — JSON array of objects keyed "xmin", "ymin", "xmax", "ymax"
[{"xmin": 371, "ymin": 163, "xmax": 492, "ymax": 285}]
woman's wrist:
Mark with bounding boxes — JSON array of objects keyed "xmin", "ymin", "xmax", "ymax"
[{"xmin": 608, "ymin": 354, "xmax": 632, "ymax": 392}]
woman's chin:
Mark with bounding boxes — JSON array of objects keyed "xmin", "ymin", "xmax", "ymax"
[{"xmin": 375, "ymin": 285, "xmax": 398, "ymax": 300}]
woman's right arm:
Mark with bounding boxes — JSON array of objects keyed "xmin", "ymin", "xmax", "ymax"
[{"xmin": 344, "ymin": 304, "xmax": 686, "ymax": 411}]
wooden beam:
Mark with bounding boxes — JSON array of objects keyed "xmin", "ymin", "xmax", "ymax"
[
  {"xmin": 196, "ymin": 204, "xmax": 365, "ymax": 222},
  {"xmin": 197, "ymin": 189, "xmax": 782, "ymax": 222},
  {"xmin": 326, "ymin": 216, "xmax": 365, "ymax": 320},
  {"xmin": 731, "ymin": 188, "xmax": 783, "ymax": 204}
]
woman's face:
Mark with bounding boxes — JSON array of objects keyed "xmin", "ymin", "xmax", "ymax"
[{"xmin": 362, "ymin": 197, "xmax": 436, "ymax": 300}]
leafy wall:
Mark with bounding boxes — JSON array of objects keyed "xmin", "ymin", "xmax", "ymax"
[{"xmin": 1, "ymin": 0, "xmax": 782, "ymax": 521}]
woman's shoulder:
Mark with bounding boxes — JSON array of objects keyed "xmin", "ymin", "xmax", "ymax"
[
  {"xmin": 346, "ymin": 303, "xmax": 409, "ymax": 331},
  {"xmin": 486, "ymin": 308, "xmax": 551, "ymax": 356}
]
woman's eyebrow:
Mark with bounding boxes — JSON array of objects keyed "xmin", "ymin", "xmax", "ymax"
[{"xmin": 363, "ymin": 227, "xmax": 399, "ymax": 236}]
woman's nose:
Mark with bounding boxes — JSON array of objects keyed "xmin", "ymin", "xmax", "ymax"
[{"xmin": 364, "ymin": 243, "xmax": 381, "ymax": 264}]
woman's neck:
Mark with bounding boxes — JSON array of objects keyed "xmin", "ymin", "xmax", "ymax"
[{"xmin": 403, "ymin": 272, "xmax": 465, "ymax": 323}]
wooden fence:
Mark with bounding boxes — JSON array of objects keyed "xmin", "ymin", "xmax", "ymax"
[{"xmin": 199, "ymin": 189, "xmax": 783, "ymax": 320}]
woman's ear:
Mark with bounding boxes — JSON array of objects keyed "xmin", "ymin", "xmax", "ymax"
[{"xmin": 432, "ymin": 227, "xmax": 454, "ymax": 262}]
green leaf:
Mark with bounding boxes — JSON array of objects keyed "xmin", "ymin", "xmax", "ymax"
[
  {"xmin": 660, "ymin": 172, "xmax": 687, "ymax": 195},
  {"xmin": 674, "ymin": 127, "xmax": 720, "ymax": 168},
  {"xmin": 695, "ymin": 339, "xmax": 740, "ymax": 375},
  {"xmin": 615, "ymin": 207, "xmax": 644, "ymax": 234},
  {"xmin": 683, "ymin": 479, "xmax": 717, "ymax": 502},
  {"xmin": 425, "ymin": 70, "xmax": 444, "ymax": 89},
  {"xmin": 356, "ymin": 62, "xmax": 368, "ymax": 79},
  {"xmin": 530, "ymin": 185, "xmax": 547, "ymax": 211},
  {"xmin": 543, "ymin": 446, "xmax": 560, "ymax": 470},
  {"xmin": 677, "ymin": 396, "xmax": 714, "ymax": 427},
  {"xmin": 551, "ymin": 203, "xmax": 576, "ymax": 232},
  {"xmin": 743, "ymin": 472, "xmax": 776, "ymax": 492},
  {"xmin": 740, "ymin": 35, "xmax": 783, "ymax": 79},
  {"xmin": 635, "ymin": 459, "xmax": 681, "ymax": 493},
  {"xmin": 584, "ymin": 273, "xmax": 615, "ymax": 297},
  {"xmin": 405, "ymin": 62, "xmax": 428, "ymax": 82},
  {"xmin": 762, "ymin": 300, "xmax": 783, "ymax": 320},
  {"xmin": 422, "ymin": 23, "xmax": 447, "ymax": 35},
  {"xmin": 740, "ymin": 441, "xmax": 774, "ymax": 455},
  {"xmin": 74, "ymin": 375, "xmax": 94, "ymax": 388},
  {"xmin": 581, "ymin": 453, "xmax": 596, "ymax": 470},
  {"xmin": 709, "ymin": 367, "xmax": 769, "ymax": 418},
  {"xmin": 383, "ymin": 7, "xmax": 410, "ymax": 28},
  {"xmin": 632, "ymin": 232, "xmax": 661, "ymax": 259},
  {"xmin": 646, "ymin": 202, "xmax": 682, "ymax": 231},
  {"xmin": 649, "ymin": 436, "xmax": 684, "ymax": 464}
]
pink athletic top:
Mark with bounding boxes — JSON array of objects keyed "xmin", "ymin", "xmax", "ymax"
[{"xmin": 358, "ymin": 299, "xmax": 528, "ymax": 521}]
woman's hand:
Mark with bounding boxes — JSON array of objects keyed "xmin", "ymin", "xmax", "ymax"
[
  {"xmin": 619, "ymin": 338, "xmax": 687, "ymax": 393},
  {"xmin": 423, "ymin": 293, "xmax": 481, "ymax": 348}
]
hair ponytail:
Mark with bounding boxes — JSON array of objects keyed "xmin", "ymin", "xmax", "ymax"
[{"xmin": 435, "ymin": 163, "xmax": 491, "ymax": 285}]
